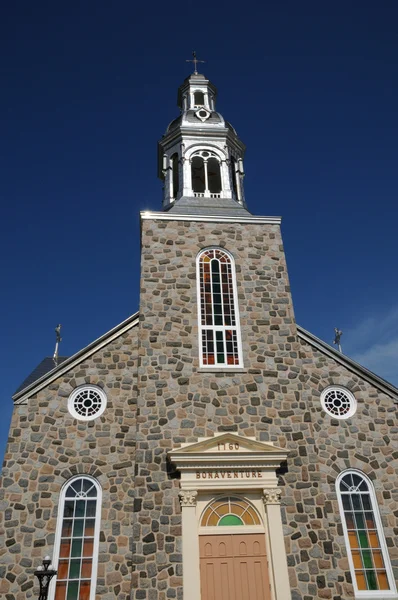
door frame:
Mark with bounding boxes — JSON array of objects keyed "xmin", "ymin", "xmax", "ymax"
[{"xmin": 169, "ymin": 433, "xmax": 291, "ymax": 600}]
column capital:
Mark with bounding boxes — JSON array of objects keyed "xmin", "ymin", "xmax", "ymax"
[
  {"xmin": 263, "ymin": 488, "xmax": 282, "ymax": 505},
  {"xmin": 179, "ymin": 490, "xmax": 198, "ymax": 507}
]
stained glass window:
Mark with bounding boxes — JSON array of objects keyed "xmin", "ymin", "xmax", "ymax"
[
  {"xmin": 201, "ymin": 497, "xmax": 261, "ymax": 527},
  {"xmin": 337, "ymin": 471, "xmax": 395, "ymax": 594},
  {"xmin": 53, "ymin": 477, "xmax": 101, "ymax": 600},
  {"xmin": 197, "ymin": 248, "xmax": 242, "ymax": 367}
]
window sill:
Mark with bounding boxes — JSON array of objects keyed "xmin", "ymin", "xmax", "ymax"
[
  {"xmin": 197, "ymin": 368, "xmax": 247, "ymax": 373},
  {"xmin": 355, "ymin": 595, "xmax": 398, "ymax": 600}
]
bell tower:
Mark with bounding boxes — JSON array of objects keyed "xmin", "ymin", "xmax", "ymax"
[{"xmin": 158, "ymin": 71, "xmax": 249, "ymax": 215}]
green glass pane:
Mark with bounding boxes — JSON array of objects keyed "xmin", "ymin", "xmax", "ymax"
[
  {"xmin": 219, "ymin": 514, "xmax": 243, "ymax": 526},
  {"xmin": 86, "ymin": 501, "xmax": 96, "ymax": 518},
  {"xmin": 358, "ymin": 530, "xmax": 369, "ymax": 549},
  {"xmin": 362, "ymin": 550, "xmax": 373, "ymax": 569},
  {"xmin": 75, "ymin": 501, "xmax": 85, "ymax": 518},
  {"xmin": 71, "ymin": 539, "xmax": 82, "ymax": 558},
  {"xmin": 64, "ymin": 501, "xmax": 74, "ymax": 518},
  {"xmin": 69, "ymin": 559, "xmax": 81, "ymax": 579},
  {"xmin": 67, "ymin": 580, "xmax": 79, "ymax": 600},
  {"xmin": 355, "ymin": 513, "xmax": 365, "ymax": 529},
  {"xmin": 73, "ymin": 520, "xmax": 84, "ymax": 537},
  {"xmin": 352, "ymin": 495, "xmax": 361, "ymax": 510},
  {"xmin": 366, "ymin": 570, "xmax": 378, "ymax": 590}
]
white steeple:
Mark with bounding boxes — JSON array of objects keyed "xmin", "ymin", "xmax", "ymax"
[{"xmin": 158, "ymin": 71, "xmax": 249, "ymax": 215}]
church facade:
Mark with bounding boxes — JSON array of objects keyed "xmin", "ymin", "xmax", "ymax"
[{"xmin": 1, "ymin": 71, "xmax": 398, "ymax": 600}]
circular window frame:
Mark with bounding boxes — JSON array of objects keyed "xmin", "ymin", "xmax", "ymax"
[
  {"xmin": 320, "ymin": 385, "xmax": 357, "ymax": 420},
  {"xmin": 68, "ymin": 385, "xmax": 107, "ymax": 422}
]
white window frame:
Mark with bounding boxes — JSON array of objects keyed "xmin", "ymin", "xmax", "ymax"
[
  {"xmin": 68, "ymin": 385, "xmax": 107, "ymax": 422},
  {"xmin": 49, "ymin": 475, "xmax": 102, "ymax": 600},
  {"xmin": 336, "ymin": 469, "xmax": 397, "ymax": 599},
  {"xmin": 190, "ymin": 151, "xmax": 223, "ymax": 198},
  {"xmin": 196, "ymin": 247, "xmax": 243, "ymax": 369},
  {"xmin": 320, "ymin": 385, "xmax": 357, "ymax": 420}
]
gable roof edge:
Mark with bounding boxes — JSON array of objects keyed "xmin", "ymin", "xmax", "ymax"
[
  {"xmin": 297, "ymin": 325, "xmax": 398, "ymax": 401},
  {"xmin": 13, "ymin": 312, "xmax": 140, "ymax": 404}
]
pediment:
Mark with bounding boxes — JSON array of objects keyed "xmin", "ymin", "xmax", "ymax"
[
  {"xmin": 168, "ymin": 432, "xmax": 288, "ymax": 472},
  {"xmin": 169, "ymin": 432, "xmax": 286, "ymax": 456}
]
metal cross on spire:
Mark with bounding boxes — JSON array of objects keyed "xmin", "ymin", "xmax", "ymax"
[{"xmin": 186, "ymin": 51, "xmax": 205, "ymax": 75}]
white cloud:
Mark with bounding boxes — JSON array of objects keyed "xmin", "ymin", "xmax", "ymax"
[{"xmin": 343, "ymin": 307, "xmax": 398, "ymax": 386}]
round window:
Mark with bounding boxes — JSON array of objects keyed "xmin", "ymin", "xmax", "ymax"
[
  {"xmin": 68, "ymin": 385, "xmax": 107, "ymax": 421},
  {"xmin": 320, "ymin": 386, "xmax": 357, "ymax": 419}
]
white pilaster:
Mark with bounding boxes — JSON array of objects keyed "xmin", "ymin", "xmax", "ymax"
[
  {"xmin": 179, "ymin": 490, "xmax": 201, "ymax": 600},
  {"xmin": 263, "ymin": 488, "xmax": 291, "ymax": 600}
]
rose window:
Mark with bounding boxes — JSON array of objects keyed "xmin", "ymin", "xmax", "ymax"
[
  {"xmin": 320, "ymin": 386, "xmax": 357, "ymax": 419},
  {"xmin": 68, "ymin": 386, "xmax": 107, "ymax": 421}
]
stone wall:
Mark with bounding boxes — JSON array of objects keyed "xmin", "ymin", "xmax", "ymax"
[
  {"xmin": 0, "ymin": 325, "xmax": 138, "ymax": 600},
  {"xmin": 133, "ymin": 217, "xmax": 312, "ymax": 600},
  {"xmin": 1, "ymin": 213, "xmax": 398, "ymax": 600},
  {"xmin": 283, "ymin": 338, "xmax": 398, "ymax": 600},
  {"xmin": 134, "ymin": 216, "xmax": 398, "ymax": 600}
]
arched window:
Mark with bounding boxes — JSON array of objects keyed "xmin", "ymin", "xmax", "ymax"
[
  {"xmin": 337, "ymin": 471, "xmax": 396, "ymax": 595},
  {"xmin": 207, "ymin": 157, "xmax": 222, "ymax": 193},
  {"xmin": 171, "ymin": 153, "xmax": 179, "ymax": 199},
  {"xmin": 197, "ymin": 248, "xmax": 242, "ymax": 367},
  {"xmin": 194, "ymin": 91, "xmax": 205, "ymax": 106},
  {"xmin": 201, "ymin": 496, "xmax": 261, "ymax": 527},
  {"xmin": 52, "ymin": 476, "xmax": 101, "ymax": 600},
  {"xmin": 191, "ymin": 151, "xmax": 222, "ymax": 197}
]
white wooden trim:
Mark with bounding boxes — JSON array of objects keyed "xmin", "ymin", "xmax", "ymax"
[
  {"xmin": 196, "ymin": 247, "xmax": 244, "ymax": 369},
  {"xmin": 49, "ymin": 475, "xmax": 102, "ymax": 600},
  {"xmin": 141, "ymin": 211, "xmax": 282, "ymax": 225},
  {"xmin": 336, "ymin": 469, "xmax": 397, "ymax": 598},
  {"xmin": 320, "ymin": 385, "xmax": 357, "ymax": 420},
  {"xmin": 67, "ymin": 385, "xmax": 107, "ymax": 421}
]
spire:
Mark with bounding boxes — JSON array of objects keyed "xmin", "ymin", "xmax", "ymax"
[{"xmin": 158, "ymin": 69, "xmax": 250, "ymax": 216}]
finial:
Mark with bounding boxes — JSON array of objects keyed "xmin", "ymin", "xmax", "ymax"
[
  {"xmin": 333, "ymin": 327, "xmax": 343, "ymax": 353},
  {"xmin": 53, "ymin": 324, "xmax": 62, "ymax": 364},
  {"xmin": 186, "ymin": 51, "xmax": 205, "ymax": 75}
]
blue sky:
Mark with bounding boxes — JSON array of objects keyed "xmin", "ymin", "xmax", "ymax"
[{"xmin": 1, "ymin": 1, "xmax": 398, "ymax": 465}]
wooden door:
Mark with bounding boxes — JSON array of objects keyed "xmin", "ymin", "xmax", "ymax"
[{"xmin": 200, "ymin": 534, "xmax": 271, "ymax": 600}]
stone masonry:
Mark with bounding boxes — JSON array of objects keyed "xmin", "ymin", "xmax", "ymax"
[
  {"xmin": 0, "ymin": 326, "xmax": 139, "ymax": 600},
  {"xmin": 131, "ymin": 215, "xmax": 397, "ymax": 600},
  {"xmin": 0, "ymin": 215, "xmax": 397, "ymax": 600}
]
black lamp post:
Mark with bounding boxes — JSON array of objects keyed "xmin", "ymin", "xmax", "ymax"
[{"xmin": 34, "ymin": 556, "xmax": 57, "ymax": 600}]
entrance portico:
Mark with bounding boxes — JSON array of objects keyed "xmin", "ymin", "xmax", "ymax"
[{"xmin": 168, "ymin": 433, "xmax": 291, "ymax": 600}]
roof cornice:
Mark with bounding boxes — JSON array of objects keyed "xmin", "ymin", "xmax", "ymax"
[
  {"xmin": 297, "ymin": 325, "xmax": 398, "ymax": 401},
  {"xmin": 140, "ymin": 211, "xmax": 281, "ymax": 225},
  {"xmin": 13, "ymin": 312, "xmax": 140, "ymax": 404}
]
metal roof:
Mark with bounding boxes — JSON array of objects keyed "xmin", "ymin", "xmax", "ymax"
[{"xmin": 14, "ymin": 357, "xmax": 70, "ymax": 395}]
